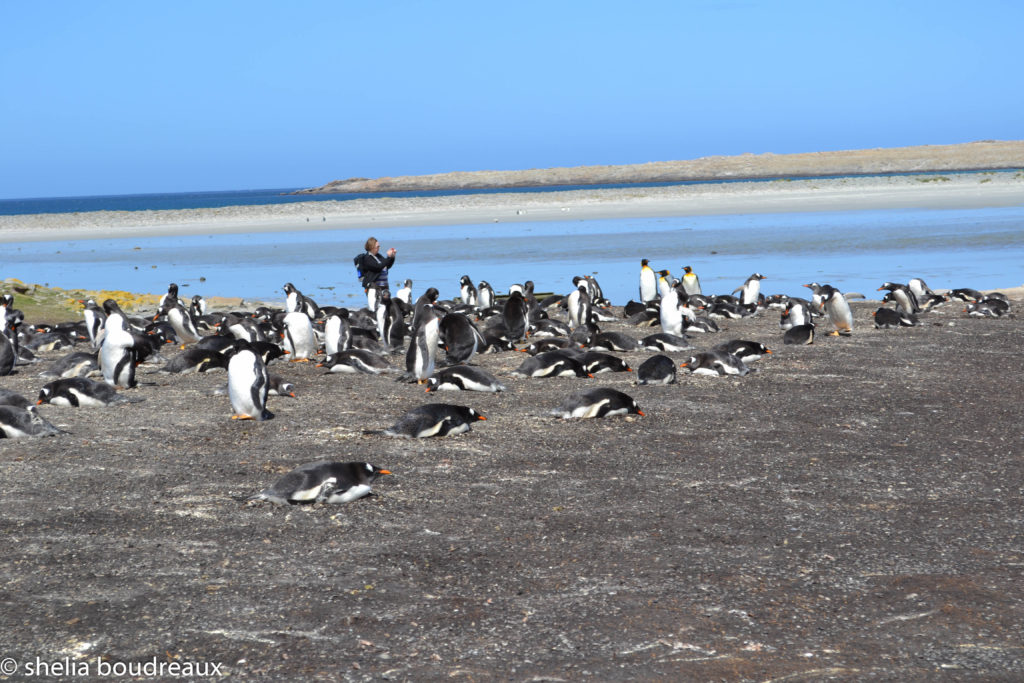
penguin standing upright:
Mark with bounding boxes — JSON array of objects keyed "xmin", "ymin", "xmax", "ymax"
[
  {"xmin": 820, "ymin": 288, "xmax": 854, "ymax": 336},
  {"xmin": 681, "ymin": 265, "xmax": 702, "ymax": 296},
  {"xmin": 639, "ymin": 259, "xmax": 658, "ymax": 303},
  {"xmin": 158, "ymin": 283, "xmax": 179, "ymax": 309},
  {"xmin": 0, "ymin": 319, "xmax": 17, "ymax": 377},
  {"xmin": 459, "ymin": 275, "xmax": 479, "ymax": 307},
  {"xmin": 81, "ymin": 299, "xmax": 106, "ymax": 349},
  {"xmin": 396, "ymin": 279, "xmax": 413, "ymax": 305},
  {"xmin": 656, "ymin": 270, "xmax": 674, "ymax": 299},
  {"xmin": 227, "ymin": 340, "xmax": 271, "ymax": 420},
  {"xmin": 734, "ymin": 273, "xmax": 765, "ymax": 306},
  {"xmin": 878, "ymin": 282, "xmax": 920, "ymax": 313},
  {"xmin": 282, "ymin": 311, "xmax": 316, "ymax": 361},
  {"xmin": 503, "ymin": 291, "xmax": 529, "ymax": 342},
  {"xmin": 659, "ymin": 285, "xmax": 685, "ymax": 337},
  {"xmin": 405, "ymin": 305, "xmax": 440, "ymax": 383},
  {"xmin": 477, "ymin": 281, "xmax": 495, "ymax": 310},
  {"xmin": 99, "ymin": 299, "xmax": 138, "ymax": 388},
  {"xmin": 323, "ymin": 311, "xmax": 351, "ymax": 355},
  {"xmin": 440, "ymin": 312, "xmax": 486, "ymax": 365},
  {"xmin": 157, "ymin": 299, "xmax": 202, "ymax": 344},
  {"xmin": 566, "ymin": 283, "xmax": 591, "ymax": 329},
  {"xmin": 410, "ymin": 288, "xmax": 440, "ymax": 332}
]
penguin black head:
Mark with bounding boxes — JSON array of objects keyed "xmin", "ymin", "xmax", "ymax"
[{"xmin": 641, "ymin": 258, "xmax": 649, "ymax": 267}]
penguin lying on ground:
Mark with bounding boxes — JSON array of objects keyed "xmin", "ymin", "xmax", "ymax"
[
  {"xmin": 636, "ymin": 354, "xmax": 677, "ymax": 385},
  {"xmin": 551, "ymin": 388, "xmax": 644, "ymax": 419},
  {"xmin": 680, "ymin": 350, "xmax": 754, "ymax": 376},
  {"xmin": 426, "ymin": 365, "xmax": 506, "ymax": 392},
  {"xmin": 640, "ymin": 332, "xmax": 692, "ymax": 352},
  {"xmin": 38, "ymin": 351, "xmax": 99, "ymax": 379},
  {"xmin": 783, "ymin": 323, "xmax": 815, "ymax": 345},
  {"xmin": 378, "ymin": 404, "xmax": 486, "ymax": 438},
  {"xmin": 0, "ymin": 388, "xmax": 31, "ymax": 409},
  {"xmin": 318, "ymin": 350, "xmax": 394, "ymax": 374},
  {"xmin": 712, "ymin": 339, "xmax": 773, "ymax": 362},
  {"xmin": 249, "ymin": 461, "xmax": 391, "ymax": 505},
  {"xmin": 37, "ymin": 377, "xmax": 143, "ymax": 407},
  {"xmin": 0, "ymin": 405, "xmax": 62, "ymax": 437},
  {"xmin": 511, "ymin": 351, "xmax": 590, "ymax": 378}
]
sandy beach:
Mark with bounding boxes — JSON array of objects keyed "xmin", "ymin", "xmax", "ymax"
[{"xmin": 2, "ymin": 171, "xmax": 1023, "ymax": 244}]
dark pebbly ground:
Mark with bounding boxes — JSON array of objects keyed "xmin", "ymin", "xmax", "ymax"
[{"xmin": 1, "ymin": 295, "xmax": 1023, "ymax": 681}]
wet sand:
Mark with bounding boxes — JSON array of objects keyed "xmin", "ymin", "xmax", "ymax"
[{"xmin": 2, "ymin": 172, "xmax": 1023, "ymax": 243}]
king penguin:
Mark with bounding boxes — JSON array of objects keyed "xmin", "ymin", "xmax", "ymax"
[
  {"xmin": 681, "ymin": 265, "xmax": 702, "ymax": 296},
  {"xmin": 639, "ymin": 259, "xmax": 658, "ymax": 303},
  {"xmin": 227, "ymin": 340, "xmax": 271, "ymax": 420}
]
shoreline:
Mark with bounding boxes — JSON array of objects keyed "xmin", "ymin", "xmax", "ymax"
[{"xmin": 2, "ymin": 171, "xmax": 1023, "ymax": 244}]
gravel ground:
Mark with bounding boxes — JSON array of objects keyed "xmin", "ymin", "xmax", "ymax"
[{"xmin": 1, "ymin": 294, "xmax": 1023, "ymax": 681}]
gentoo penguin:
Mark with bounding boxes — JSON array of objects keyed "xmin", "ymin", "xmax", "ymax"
[
  {"xmin": 227, "ymin": 340, "xmax": 271, "ymax": 420},
  {"xmin": 410, "ymin": 287, "xmax": 440, "ymax": 332},
  {"xmin": 734, "ymin": 273, "xmax": 765, "ymax": 307},
  {"xmin": 396, "ymin": 279, "xmax": 413, "ymax": 306},
  {"xmin": 158, "ymin": 282, "xmax": 179, "ymax": 309},
  {"xmin": 426, "ymin": 365, "xmax": 506, "ymax": 392},
  {"xmin": 551, "ymin": 388, "xmax": 644, "ymax": 419},
  {"xmin": 323, "ymin": 311, "xmax": 352, "ymax": 355},
  {"xmin": 159, "ymin": 347, "xmax": 228, "ymax": 374},
  {"xmin": 440, "ymin": 312, "xmax": 486, "ymax": 365},
  {"xmin": 0, "ymin": 405, "xmax": 61, "ymax": 438},
  {"xmin": 639, "ymin": 259, "xmax": 658, "ymax": 303},
  {"xmin": 382, "ymin": 404, "xmax": 486, "ymax": 438},
  {"xmin": 520, "ymin": 338, "xmax": 573, "ymax": 355},
  {"xmin": 636, "ymin": 354, "xmax": 677, "ymax": 385},
  {"xmin": 281, "ymin": 311, "xmax": 316, "ymax": 361},
  {"xmin": 37, "ymin": 377, "xmax": 140, "ymax": 407},
  {"xmin": 569, "ymin": 321, "xmax": 600, "ymax": 347},
  {"xmin": 965, "ymin": 301, "xmax": 1008, "ymax": 317},
  {"xmin": 156, "ymin": 298, "xmax": 202, "ymax": 344},
  {"xmin": 511, "ymin": 350, "xmax": 590, "ymax": 378},
  {"xmin": 478, "ymin": 280, "xmax": 496, "ymax": 310},
  {"xmin": 878, "ymin": 282, "xmax": 920, "ymax": 313},
  {"xmin": 783, "ymin": 323, "xmax": 815, "ymax": 345},
  {"xmin": 459, "ymin": 275, "xmax": 479, "ymax": 307},
  {"xmin": 780, "ymin": 298, "xmax": 814, "ymax": 331},
  {"xmin": 873, "ymin": 307, "xmax": 903, "ymax": 329},
  {"xmin": 190, "ymin": 294, "xmax": 207, "ymax": 319},
  {"xmin": 0, "ymin": 388, "xmax": 32, "ymax": 409},
  {"xmin": 820, "ymin": 288, "xmax": 854, "ymax": 336},
  {"xmin": 81, "ymin": 299, "xmax": 106, "ymax": 348},
  {"xmin": 639, "ymin": 332, "xmax": 693, "ymax": 352},
  {"xmin": 319, "ymin": 349, "xmax": 393, "ymax": 374},
  {"xmin": 713, "ymin": 339, "xmax": 772, "ymax": 363},
  {"xmin": 680, "ymin": 350, "xmax": 753, "ymax": 376},
  {"xmin": 0, "ymin": 324, "xmax": 18, "ymax": 377},
  {"xmin": 382, "ymin": 292, "xmax": 408, "ymax": 349},
  {"xmin": 250, "ymin": 461, "xmax": 391, "ymax": 505},
  {"xmin": 283, "ymin": 282, "xmax": 320, "ymax": 318},
  {"xmin": 268, "ymin": 375, "xmax": 296, "ymax": 397},
  {"xmin": 404, "ymin": 305, "xmax": 440, "ymax": 383},
  {"xmin": 908, "ymin": 277, "xmax": 935, "ymax": 302},
  {"xmin": 587, "ymin": 331, "xmax": 640, "ymax": 352},
  {"xmin": 948, "ymin": 288, "xmax": 984, "ymax": 303},
  {"xmin": 681, "ymin": 265, "xmax": 702, "ymax": 296},
  {"xmin": 659, "ymin": 285, "xmax": 686, "ymax": 337},
  {"xmin": 529, "ymin": 318, "xmax": 573, "ymax": 339},
  {"xmin": 99, "ymin": 299, "xmax": 138, "ymax": 388},
  {"xmin": 502, "ymin": 291, "xmax": 530, "ymax": 342},
  {"xmin": 578, "ymin": 351, "xmax": 631, "ymax": 374}
]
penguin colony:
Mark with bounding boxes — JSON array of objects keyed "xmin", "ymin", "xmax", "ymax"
[{"xmin": 0, "ymin": 268, "xmax": 1013, "ymax": 505}]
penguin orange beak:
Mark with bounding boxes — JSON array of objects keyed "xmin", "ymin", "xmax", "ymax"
[
  {"xmin": 765, "ymin": 349, "xmax": 773, "ymax": 354},
  {"xmin": 477, "ymin": 415, "xmax": 487, "ymax": 420},
  {"xmin": 637, "ymin": 410, "xmax": 645, "ymax": 417},
  {"xmin": 679, "ymin": 362, "xmax": 689, "ymax": 367},
  {"xmin": 36, "ymin": 399, "xmax": 44, "ymax": 405},
  {"xmin": 379, "ymin": 470, "xmax": 392, "ymax": 475}
]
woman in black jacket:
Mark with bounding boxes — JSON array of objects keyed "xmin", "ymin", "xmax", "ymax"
[{"xmin": 359, "ymin": 237, "xmax": 396, "ymax": 291}]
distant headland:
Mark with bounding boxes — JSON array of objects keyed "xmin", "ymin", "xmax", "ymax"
[{"xmin": 295, "ymin": 140, "xmax": 1024, "ymax": 195}]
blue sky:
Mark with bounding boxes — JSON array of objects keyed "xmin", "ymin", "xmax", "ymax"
[{"xmin": 3, "ymin": 1, "xmax": 1022, "ymax": 199}]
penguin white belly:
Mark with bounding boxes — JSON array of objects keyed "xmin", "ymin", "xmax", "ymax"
[
  {"xmin": 289, "ymin": 477, "xmax": 338, "ymax": 502},
  {"xmin": 571, "ymin": 398, "xmax": 611, "ymax": 419},
  {"xmin": 325, "ymin": 484, "xmax": 371, "ymax": 504},
  {"xmin": 69, "ymin": 388, "xmax": 109, "ymax": 407}
]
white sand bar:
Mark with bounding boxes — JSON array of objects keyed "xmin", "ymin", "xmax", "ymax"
[{"xmin": 2, "ymin": 172, "xmax": 1023, "ymax": 244}]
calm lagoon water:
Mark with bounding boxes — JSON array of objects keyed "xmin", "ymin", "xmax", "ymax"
[{"xmin": 3, "ymin": 205, "xmax": 1023, "ymax": 306}]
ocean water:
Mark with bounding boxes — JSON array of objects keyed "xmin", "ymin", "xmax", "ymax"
[{"xmin": 3, "ymin": 205, "xmax": 1023, "ymax": 307}]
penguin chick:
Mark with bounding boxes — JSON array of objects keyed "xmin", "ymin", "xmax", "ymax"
[{"xmin": 250, "ymin": 461, "xmax": 391, "ymax": 505}]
